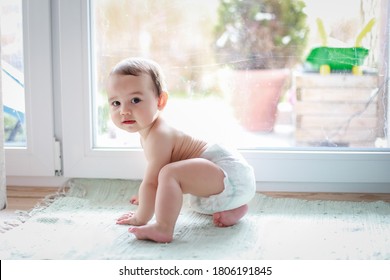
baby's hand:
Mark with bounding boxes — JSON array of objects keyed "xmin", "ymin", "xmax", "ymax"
[
  {"xmin": 116, "ymin": 211, "xmax": 144, "ymax": 226},
  {"xmin": 130, "ymin": 195, "xmax": 139, "ymax": 205}
]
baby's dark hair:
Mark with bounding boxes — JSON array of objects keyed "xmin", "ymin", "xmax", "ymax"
[{"xmin": 110, "ymin": 57, "xmax": 167, "ymax": 97}]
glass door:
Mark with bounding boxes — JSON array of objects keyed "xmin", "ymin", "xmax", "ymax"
[
  {"xmin": 1, "ymin": 0, "xmax": 56, "ymax": 177},
  {"xmin": 1, "ymin": 0, "xmax": 26, "ymax": 147},
  {"xmin": 60, "ymin": 0, "xmax": 390, "ymax": 191},
  {"xmin": 90, "ymin": 0, "xmax": 388, "ymax": 150}
]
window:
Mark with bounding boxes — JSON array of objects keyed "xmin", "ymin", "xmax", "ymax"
[
  {"xmin": 6, "ymin": 0, "xmax": 386, "ymax": 191},
  {"xmin": 2, "ymin": 0, "xmax": 57, "ymax": 177},
  {"xmin": 90, "ymin": 0, "xmax": 389, "ymax": 150},
  {"xmin": 1, "ymin": 0, "xmax": 26, "ymax": 147}
]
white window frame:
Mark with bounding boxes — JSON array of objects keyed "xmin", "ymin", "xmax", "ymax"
[{"xmin": 5, "ymin": 0, "xmax": 57, "ymax": 177}]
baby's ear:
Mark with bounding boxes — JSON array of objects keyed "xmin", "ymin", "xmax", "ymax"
[{"xmin": 158, "ymin": 91, "xmax": 169, "ymax": 110}]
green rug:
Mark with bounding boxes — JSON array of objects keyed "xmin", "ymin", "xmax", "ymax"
[{"xmin": 0, "ymin": 179, "xmax": 389, "ymax": 259}]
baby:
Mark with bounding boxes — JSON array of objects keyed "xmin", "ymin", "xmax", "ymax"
[{"xmin": 108, "ymin": 57, "xmax": 256, "ymax": 243}]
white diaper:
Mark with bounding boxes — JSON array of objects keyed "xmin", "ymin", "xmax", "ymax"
[{"xmin": 189, "ymin": 144, "xmax": 256, "ymax": 214}]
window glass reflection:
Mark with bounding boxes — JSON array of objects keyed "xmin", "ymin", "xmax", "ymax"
[{"xmin": 90, "ymin": 0, "xmax": 388, "ymax": 149}]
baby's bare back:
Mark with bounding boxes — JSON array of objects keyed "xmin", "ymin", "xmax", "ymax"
[
  {"xmin": 142, "ymin": 117, "xmax": 208, "ymax": 164},
  {"xmin": 171, "ymin": 131, "xmax": 208, "ymax": 162}
]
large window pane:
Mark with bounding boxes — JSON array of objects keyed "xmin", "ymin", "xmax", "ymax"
[
  {"xmin": 1, "ymin": 0, "xmax": 25, "ymax": 147},
  {"xmin": 90, "ymin": 0, "xmax": 388, "ymax": 149}
]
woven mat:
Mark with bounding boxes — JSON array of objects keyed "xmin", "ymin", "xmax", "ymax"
[{"xmin": 0, "ymin": 179, "xmax": 389, "ymax": 259}]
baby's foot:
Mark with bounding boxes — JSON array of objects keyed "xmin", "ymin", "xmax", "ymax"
[
  {"xmin": 129, "ymin": 223, "xmax": 174, "ymax": 243},
  {"xmin": 116, "ymin": 212, "xmax": 143, "ymax": 226},
  {"xmin": 213, "ymin": 204, "xmax": 248, "ymax": 227},
  {"xmin": 130, "ymin": 195, "xmax": 139, "ymax": 205}
]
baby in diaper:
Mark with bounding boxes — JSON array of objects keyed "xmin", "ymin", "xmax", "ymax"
[
  {"xmin": 109, "ymin": 57, "xmax": 256, "ymax": 243},
  {"xmin": 190, "ymin": 144, "xmax": 256, "ymax": 215}
]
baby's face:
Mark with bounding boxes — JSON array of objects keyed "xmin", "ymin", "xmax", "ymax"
[{"xmin": 107, "ymin": 73, "xmax": 161, "ymax": 134}]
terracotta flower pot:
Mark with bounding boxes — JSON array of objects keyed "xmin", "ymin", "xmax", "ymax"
[{"xmin": 231, "ymin": 69, "xmax": 289, "ymax": 132}]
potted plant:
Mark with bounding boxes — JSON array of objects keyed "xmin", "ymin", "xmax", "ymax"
[{"xmin": 215, "ymin": 0, "xmax": 308, "ymax": 131}]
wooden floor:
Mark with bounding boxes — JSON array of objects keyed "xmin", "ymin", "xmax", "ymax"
[
  {"xmin": 5, "ymin": 186, "xmax": 60, "ymax": 211},
  {"xmin": 1, "ymin": 186, "xmax": 390, "ymax": 221},
  {"xmin": 1, "ymin": 186, "xmax": 59, "ymax": 221},
  {"xmin": 262, "ymin": 191, "xmax": 390, "ymax": 202}
]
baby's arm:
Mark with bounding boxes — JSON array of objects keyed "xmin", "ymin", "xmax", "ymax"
[
  {"xmin": 117, "ymin": 128, "xmax": 174, "ymax": 226},
  {"xmin": 117, "ymin": 160, "xmax": 168, "ymax": 226},
  {"xmin": 133, "ymin": 161, "xmax": 166, "ymax": 224}
]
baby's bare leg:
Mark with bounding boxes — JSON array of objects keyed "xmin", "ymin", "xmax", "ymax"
[
  {"xmin": 129, "ymin": 158, "xmax": 225, "ymax": 243},
  {"xmin": 213, "ymin": 204, "xmax": 248, "ymax": 227}
]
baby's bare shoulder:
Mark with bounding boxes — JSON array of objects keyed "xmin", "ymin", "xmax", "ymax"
[{"xmin": 143, "ymin": 119, "xmax": 178, "ymax": 160}]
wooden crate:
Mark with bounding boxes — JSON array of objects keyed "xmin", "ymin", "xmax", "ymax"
[{"xmin": 294, "ymin": 73, "xmax": 379, "ymax": 147}]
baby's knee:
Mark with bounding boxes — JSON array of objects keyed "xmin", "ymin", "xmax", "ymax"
[{"xmin": 158, "ymin": 163, "xmax": 178, "ymax": 182}]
